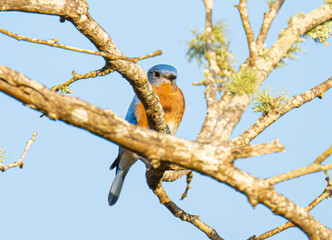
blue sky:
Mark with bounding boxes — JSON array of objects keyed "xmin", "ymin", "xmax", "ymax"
[{"xmin": 0, "ymin": 1, "xmax": 331, "ymax": 239}]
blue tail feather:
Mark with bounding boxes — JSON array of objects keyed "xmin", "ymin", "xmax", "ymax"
[{"xmin": 108, "ymin": 169, "xmax": 125, "ymax": 206}]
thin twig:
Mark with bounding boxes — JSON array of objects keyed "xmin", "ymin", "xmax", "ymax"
[
  {"xmin": 256, "ymin": 0, "xmax": 285, "ymax": 45},
  {"xmin": 203, "ymin": 0, "xmax": 219, "ymax": 107},
  {"xmin": 314, "ymin": 145, "xmax": 332, "ymax": 165},
  {"xmin": 35, "ymin": 68, "xmax": 114, "ymax": 117},
  {"xmin": 180, "ymin": 170, "xmax": 194, "ymax": 200},
  {"xmin": 0, "ymin": 131, "xmax": 38, "ymax": 172},
  {"xmin": 267, "ymin": 163, "xmax": 332, "ymax": 185},
  {"xmin": 267, "ymin": 145, "xmax": 332, "ymax": 185},
  {"xmin": 230, "ymin": 77, "xmax": 332, "ymax": 147},
  {"xmin": 2, "ymin": 64, "xmax": 332, "ymax": 238},
  {"xmin": 251, "ymin": 177, "xmax": 332, "ymax": 240},
  {"xmin": 192, "ymin": 80, "xmax": 206, "ymax": 86},
  {"xmin": 235, "ymin": 0, "xmax": 258, "ymax": 66},
  {"xmin": 156, "ymin": 183, "xmax": 223, "ymax": 240},
  {"xmin": 196, "ymin": 0, "xmax": 232, "ymax": 144},
  {"xmin": 51, "ymin": 67, "xmax": 113, "ymax": 92},
  {"xmin": 0, "ymin": 27, "xmax": 162, "ymax": 63},
  {"xmin": 162, "ymin": 168, "xmax": 191, "ymax": 182},
  {"xmin": 147, "ymin": 166, "xmax": 224, "ymax": 240},
  {"xmin": 232, "ymin": 139, "xmax": 284, "ymax": 160}
]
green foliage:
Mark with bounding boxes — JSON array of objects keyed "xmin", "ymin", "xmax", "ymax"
[
  {"xmin": 325, "ymin": 0, "xmax": 332, "ymax": 5},
  {"xmin": 275, "ymin": 11, "xmax": 308, "ymax": 68},
  {"xmin": 225, "ymin": 68, "xmax": 258, "ymax": 96},
  {"xmin": 252, "ymin": 87, "xmax": 289, "ymax": 114},
  {"xmin": 57, "ymin": 84, "xmax": 72, "ymax": 94},
  {"xmin": 276, "ymin": 37, "xmax": 306, "ymax": 68},
  {"xmin": 257, "ymin": 44, "xmax": 270, "ymax": 59},
  {"xmin": 296, "ymin": 11, "xmax": 306, "ymax": 18},
  {"xmin": 186, "ymin": 21, "xmax": 235, "ymax": 83},
  {"xmin": 187, "ymin": 21, "xmax": 227, "ymax": 65},
  {"xmin": 287, "ymin": 11, "xmax": 305, "ymax": 25},
  {"xmin": 0, "ymin": 147, "xmax": 6, "ymax": 165},
  {"xmin": 304, "ymin": 20, "xmax": 332, "ymax": 46},
  {"xmin": 266, "ymin": 0, "xmax": 276, "ymax": 9}
]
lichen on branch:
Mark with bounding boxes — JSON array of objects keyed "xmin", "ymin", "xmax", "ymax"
[
  {"xmin": 186, "ymin": 22, "xmax": 235, "ymax": 82},
  {"xmin": 252, "ymin": 87, "xmax": 289, "ymax": 115},
  {"xmin": 304, "ymin": 20, "xmax": 332, "ymax": 45},
  {"xmin": 225, "ymin": 67, "xmax": 258, "ymax": 95}
]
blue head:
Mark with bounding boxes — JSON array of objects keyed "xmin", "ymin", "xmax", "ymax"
[{"xmin": 147, "ymin": 64, "xmax": 177, "ymax": 86}]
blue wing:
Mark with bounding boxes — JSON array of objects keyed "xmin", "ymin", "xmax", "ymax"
[
  {"xmin": 109, "ymin": 96, "xmax": 141, "ymax": 205},
  {"xmin": 110, "ymin": 95, "xmax": 139, "ymax": 170},
  {"xmin": 109, "ymin": 64, "xmax": 179, "ymax": 206},
  {"xmin": 125, "ymin": 95, "xmax": 139, "ymax": 125}
]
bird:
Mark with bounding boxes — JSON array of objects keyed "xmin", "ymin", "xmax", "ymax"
[{"xmin": 108, "ymin": 64, "xmax": 185, "ymax": 206}]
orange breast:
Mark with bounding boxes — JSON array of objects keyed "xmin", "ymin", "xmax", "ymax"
[{"xmin": 134, "ymin": 82, "xmax": 185, "ymax": 133}]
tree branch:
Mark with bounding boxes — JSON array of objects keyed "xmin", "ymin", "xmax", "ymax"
[
  {"xmin": 2, "ymin": 2, "xmax": 332, "ymax": 238},
  {"xmin": 314, "ymin": 145, "xmax": 332, "ymax": 165},
  {"xmin": 180, "ymin": 170, "xmax": 194, "ymax": 200},
  {"xmin": 210, "ymin": 4, "xmax": 332, "ymax": 146},
  {"xmin": 51, "ymin": 67, "xmax": 113, "ymax": 94},
  {"xmin": 196, "ymin": 90, "xmax": 232, "ymax": 144},
  {"xmin": 263, "ymin": 4, "xmax": 332, "ymax": 72},
  {"xmin": 0, "ymin": 0, "xmax": 168, "ymax": 133},
  {"xmin": 232, "ymin": 139, "xmax": 284, "ymax": 160},
  {"xmin": 256, "ymin": 0, "xmax": 285, "ymax": 46},
  {"xmin": 230, "ymin": 77, "xmax": 332, "ymax": 147},
  {"xmin": 251, "ymin": 177, "xmax": 332, "ymax": 240},
  {"xmin": 1, "ymin": 65, "xmax": 331, "ymax": 239},
  {"xmin": 236, "ymin": 0, "xmax": 259, "ymax": 66},
  {"xmin": 0, "ymin": 27, "xmax": 162, "ymax": 63},
  {"xmin": 195, "ymin": 0, "xmax": 231, "ymax": 144},
  {"xmin": 0, "ymin": 131, "xmax": 37, "ymax": 172},
  {"xmin": 146, "ymin": 167, "xmax": 224, "ymax": 240},
  {"xmin": 0, "ymin": 65, "xmax": 232, "ymax": 174},
  {"xmin": 210, "ymin": 94, "xmax": 251, "ymax": 144},
  {"xmin": 269, "ymin": 163, "xmax": 332, "ymax": 185},
  {"xmin": 161, "ymin": 168, "xmax": 192, "ymax": 182},
  {"xmin": 267, "ymin": 145, "xmax": 332, "ymax": 185}
]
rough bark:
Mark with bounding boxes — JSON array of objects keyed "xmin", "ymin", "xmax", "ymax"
[{"xmin": 1, "ymin": 65, "xmax": 331, "ymax": 239}]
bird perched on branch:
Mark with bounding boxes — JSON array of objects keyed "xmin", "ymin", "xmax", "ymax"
[{"xmin": 108, "ymin": 64, "xmax": 185, "ymax": 206}]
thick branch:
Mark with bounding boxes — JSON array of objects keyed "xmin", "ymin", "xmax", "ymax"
[
  {"xmin": 264, "ymin": 4, "xmax": 332, "ymax": 72},
  {"xmin": 0, "ymin": 65, "xmax": 231, "ymax": 174},
  {"xmin": 211, "ymin": 5, "xmax": 332, "ymax": 145},
  {"xmin": 210, "ymin": 94, "xmax": 251, "ymax": 143},
  {"xmin": 1, "ymin": 65, "xmax": 331, "ymax": 239},
  {"xmin": 196, "ymin": 91, "xmax": 232, "ymax": 144},
  {"xmin": 0, "ymin": 0, "xmax": 168, "ymax": 133}
]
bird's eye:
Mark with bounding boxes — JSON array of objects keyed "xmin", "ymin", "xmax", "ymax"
[{"xmin": 154, "ymin": 71, "xmax": 160, "ymax": 78}]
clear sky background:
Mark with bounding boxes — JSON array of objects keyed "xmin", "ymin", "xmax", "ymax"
[{"xmin": 0, "ymin": 1, "xmax": 331, "ymax": 240}]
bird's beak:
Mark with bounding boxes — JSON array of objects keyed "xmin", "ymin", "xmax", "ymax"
[
  {"xmin": 168, "ymin": 74, "xmax": 176, "ymax": 81},
  {"xmin": 167, "ymin": 74, "xmax": 176, "ymax": 87}
]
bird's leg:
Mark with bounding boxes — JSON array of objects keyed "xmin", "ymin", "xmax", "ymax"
[
  {"xmin": 140, "ymin": 156, "xmax": 151, "ymax": 168},
  {"xmin": 166, "ymin": 125, "xmax": 171, "ymax": 135}
]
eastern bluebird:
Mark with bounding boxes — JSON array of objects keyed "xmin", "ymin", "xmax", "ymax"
[{"xmin": 108, "ymin": 64, "xmax": 185, "ymax": 206}]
